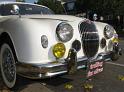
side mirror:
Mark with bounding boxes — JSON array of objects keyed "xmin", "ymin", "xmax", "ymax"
[{"xmin": 11, "ymin": 5, "xmax": 20, "ymax": 15}]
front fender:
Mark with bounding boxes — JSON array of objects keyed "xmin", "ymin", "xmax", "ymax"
[{"xmin": 2, "ymin": 18, "xmax": 84, "ymax": 64}]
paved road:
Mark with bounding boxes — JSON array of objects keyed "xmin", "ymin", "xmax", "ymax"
[{"xmin": 0, "ymin": 39, "xmax": 124, "ymax": 92}]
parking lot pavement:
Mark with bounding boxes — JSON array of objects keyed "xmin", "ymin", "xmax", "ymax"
[
  {"xmin": 0, "ymin": 38, "xmax": 124, "ymax": 92},
  {"xmin": 17, "ymin": 83, "xmax": 54, "ymax": 92},
  {"xmin": 0, "ymin": 74, "xmax": 54, "ymax": 92},
  {"xmin": 37, "ymin": 63, "xmax": 124, "ymax": 92}
]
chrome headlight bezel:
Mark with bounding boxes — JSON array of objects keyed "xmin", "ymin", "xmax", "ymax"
[
  {"xmin": 56, "ymin": 22, "xmax": 73, "ymax": 42},
  {"xmin": 104, "ymin": 25, "xmax": 114, "ymax": 39},
  {"xmin": 41, "ymin": 35, "xmax": 48, "ymax": 48}
]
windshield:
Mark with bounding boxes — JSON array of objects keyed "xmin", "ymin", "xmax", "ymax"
[{"xmin": 1, "ymin": 4, "xmax": 54, "ymax": 16}]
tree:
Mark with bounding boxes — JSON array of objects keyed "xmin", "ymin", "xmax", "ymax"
[
  {"xmin": 37, "ymin": 0, "xmax": 64, "ymax": 14},
  {"xmin": 75, "ymin": 0, "xmax": 124, "ymax": 16}
]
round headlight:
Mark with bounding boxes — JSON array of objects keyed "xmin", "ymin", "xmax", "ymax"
[
  {"xmin": 53, "ymin": 43, "xmax": 66, "ymax": 59},
  {"xmin": 104, "ymin": 25, "xmax": 114, "ymax": 39},
  {"xmin": 56, "ymin": 22, "xmax": 73, "ymax": 42},
  {"xmin": 41, "ymin": 35, "xmax": 48, "ymax": 48}
]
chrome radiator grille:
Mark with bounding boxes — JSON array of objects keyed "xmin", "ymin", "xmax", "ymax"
[{"xmin": 79, "ymin": 21, "xmax": 99, "ymax": 58}]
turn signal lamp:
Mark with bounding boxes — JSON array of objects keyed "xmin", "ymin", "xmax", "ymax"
[{"xmin": 112, "ymin": 37, "xmax": 119, "ymax": 43}]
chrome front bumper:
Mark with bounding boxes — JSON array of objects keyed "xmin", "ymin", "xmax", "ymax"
[{"xmin": 16, "ymin": 53, "xmax": 111, "ymax": 79}]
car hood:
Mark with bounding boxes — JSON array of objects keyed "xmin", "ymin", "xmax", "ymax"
[{"xmin": 20, "ymin": 15, "xmax": 83, "ymax": 22}]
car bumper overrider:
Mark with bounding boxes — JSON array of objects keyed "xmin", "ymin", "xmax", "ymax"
[
  {"xmin": 16, "ymin": 50, "xmax": 113, "ymax": 79},
  {"xmin": 109, "ymin": 42, "xmax": 122, "ymax": 61}
]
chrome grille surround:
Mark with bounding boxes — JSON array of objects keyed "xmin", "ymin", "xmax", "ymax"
[{"xmin": 79, "ymin": 20, "xmax": 99, "ymax": 58}]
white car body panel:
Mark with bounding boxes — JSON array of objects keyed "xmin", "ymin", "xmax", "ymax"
[{"xmin": 0, "ymin": 15, "xmax": 86, "ymax": 64}]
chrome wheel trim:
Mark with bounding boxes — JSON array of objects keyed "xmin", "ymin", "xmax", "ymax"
[{"xmin": 0, "ymin": 44, "xmax": 16, "ymax": 88}]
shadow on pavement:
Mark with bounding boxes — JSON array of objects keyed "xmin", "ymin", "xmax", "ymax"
[
  {"xmin": 38, "ymin": 76, "xmax": 73, "ymax": 86},
  {"xmin": 0, "ymin": 70, "xmax": 73, "ymax": 92},
  {"xmin": 0, "ymin": 72, "xmax": 10, "ymax": 92},
  {"xmin": 12, "ymin": 76, "xmax": 72, "ymax": 92},
  {"xmin": 12, "ymin": 76, "xmax": 35, "ymax": 92}
]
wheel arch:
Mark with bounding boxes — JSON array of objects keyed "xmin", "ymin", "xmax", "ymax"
[{"xmin": 0, "ymin": 32, "xmax": 18, "ymax": 62}]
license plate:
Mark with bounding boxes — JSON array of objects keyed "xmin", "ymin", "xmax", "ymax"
[{"xmin": 87, "ymin": 61, "xmax": 104, "ymax": 78}]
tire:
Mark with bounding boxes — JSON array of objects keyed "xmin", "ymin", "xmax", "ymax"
[
  {"xmin": 0, "ymin": 43, "xmax": 16, "ymax": 88},
  {"xmin": 111, "ymin": 52, "xmax": 119, "ymax": 61}
]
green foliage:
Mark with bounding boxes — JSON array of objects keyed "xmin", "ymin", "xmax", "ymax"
[
  {"xmin": 37, "ymin": 0, "xmax": 64, "ymax": 14},
  {"xmin": 36, "ymin": 0, "xmax": 124, "ymax": 15},
  {"xmin": 75, "ymin": 0, "xmax": 84, "ymax": 11},
  {"xmin": 75, "ymin": 0, "xmax": 124, "ymax": 15}
]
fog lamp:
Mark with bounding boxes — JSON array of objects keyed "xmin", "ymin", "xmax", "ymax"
[
  {"xmin": 112, "ymin": 38, "xmax": 119, "ymax": 43},
  {"xmin": 53, "ymin": 43, "xmax": 66, "ymax": 59}
]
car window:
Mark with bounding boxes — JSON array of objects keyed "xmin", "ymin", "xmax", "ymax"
[{"xmin": 1, "ymin": 4, "xmax": 54, "ymax": 16}]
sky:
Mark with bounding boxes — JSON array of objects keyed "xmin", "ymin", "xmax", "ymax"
[{"xmin": 0, "ymin": 0, "xmax": 37, "ymax": 3}]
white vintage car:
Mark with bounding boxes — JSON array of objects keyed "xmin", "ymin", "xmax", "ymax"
[{"xmin": 0, "ymin": 2, "xmax": 121, "ymax": 88}]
